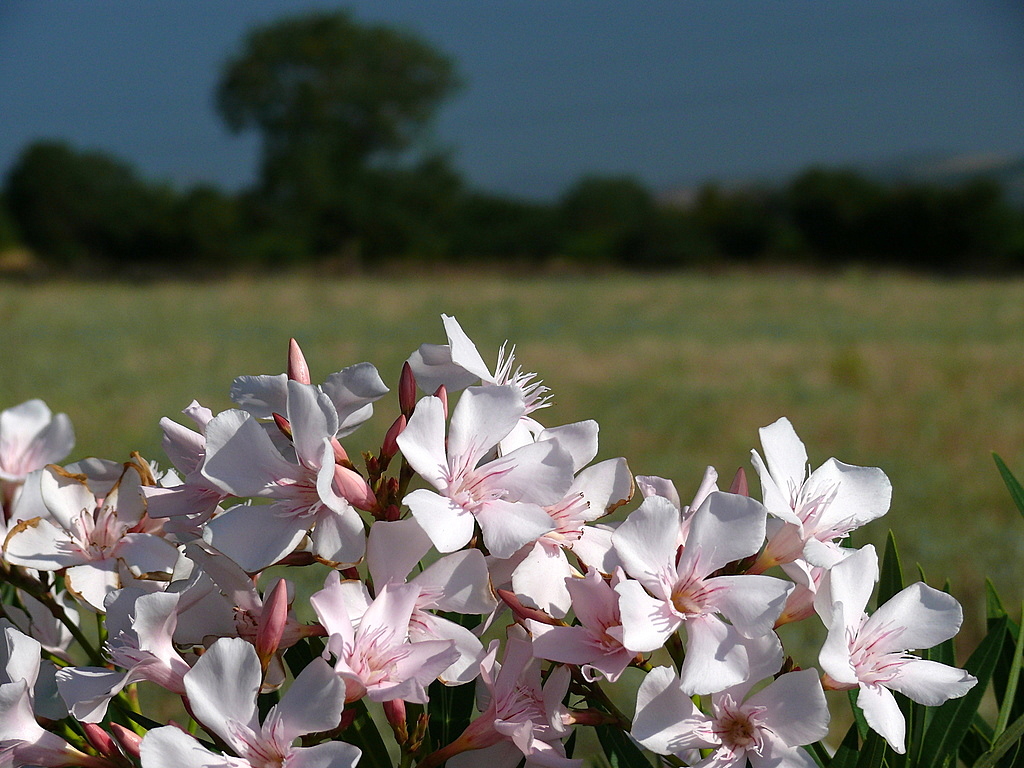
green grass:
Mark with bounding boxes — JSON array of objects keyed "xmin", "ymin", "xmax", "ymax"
[{"xmin": 3, "ymin": 269, "xmax": 1024, "ymax": 654}]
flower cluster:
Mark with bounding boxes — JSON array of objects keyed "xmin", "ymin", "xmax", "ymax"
[{"xmin": 0, "ymin": 315, "xmax": 977, "ymax": 768}]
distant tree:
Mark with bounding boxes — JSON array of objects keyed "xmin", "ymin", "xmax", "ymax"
[
  {"xmin": 0, "ymin": 194, "xmax": 20, "ymax": 252},
  {"xmin": 559, "ymin": 175, "xmax": 658, "ymax": 264},
  {"xmin": 4, "ymin": 140, "xmax": 177, "ymax": 268},
  {"xmin": 691, "ymin": 184, "xmax": 786, "ymax": 261},
  {"xmin": 786, "ymin": 167, "xmax": 885, "ymax": 260},
  {"xmin": 216, "ymin": 10, "xmax": 461, "ymax": 255},
  {"xmin": 452, "ymin": 192, "xmax": 559, "ymax": 263}
]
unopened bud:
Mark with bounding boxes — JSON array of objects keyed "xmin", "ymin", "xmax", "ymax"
[
  {"xmin": 288, "ymin": 339, "xmax": 312, "ymax": 385},
  {"xmin": 729, "ymin": 467, "xmax": 749, "ymax": 496},
  {"xmin": 382, "ymin": 415, "xmax": 406, "ymax": 460},
  {"xmin": 256, "ymin": 579, "xmax": 290, "ymax": 672},
  {"xmin": 110, "ymin": 724, "xmax": 142, "ymax": 761},
  {"xmin": 383, "ymin": 699, "xmax": 408, "ymax": 744},
  {"xmin": 496, "ymin": 589, "xmax": 561, "ymax": 626},
  {"xmin": 399, "ymin": 362, "xmax": 417, "ymax": 415},
  {"xmin": 272, "ymin": 413, "xmax": 292, "ymax": 440},
  {"xmin": 82, "ymin": 723, "xmax": 117, "ymax": 757},
  {"xmin": 566, "ymin": 709, "xmax": 621, "ymax": 727},
  {"xmin": 338, "ymin": 707, "xmax": 357, "ymax": 731},
  {"xmin": 334, "ymin": 465, "xmax": 376, "ymax": 511},
  {"xmin": 330, "ymin": 436, "xmax": 350, "ymax": 465},
  {"xmin": 433, "ymin": 385, "xmax": 448, "ymax": 420}
]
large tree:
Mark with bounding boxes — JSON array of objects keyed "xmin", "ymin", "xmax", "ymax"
[{"xmin": 217, "ymin": 10, "xmax": 461, "ymax": 254}]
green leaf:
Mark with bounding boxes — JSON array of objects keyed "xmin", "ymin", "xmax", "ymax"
[
  {"xmin": 849, "ymin": 690, "xmax": 870, "ymax": 740},
  {"xmin": 829, "ymin": 722, "xmax": 861, "ymax": 768},
  {"xmin": 994, "ymin": 605, "xmax": 1024, "ymax": 742},
  {"xmin": 805, "ymin": 739, "xmax": 831, "ymax": 768},
  {"xmin": 595, "ymin": 724, "xmax": 653, "ymax": 768},
  {"xmin": 920, "ymin": 616, "xmax": 1009, "ymax": 768},
  {"xmin": 855, "ymin": 727, "xmax": 891, "ymax": 768},
  {"xmin": 994, "ymin": 453, "xmax": 1024, "ymax": 520},
  {"xmin": 974, "ymin": 711, "xmax": 1024, "ymax": 768},
  {"xmin": 426, "ymin": 677, "xmax": 477, "ymax": 754},
  {"xmin": 347, "ymin": 699, "xmax": 394, "ymax": 768},
  {"xmin": 877, "ymin": 530, "xmax": 904, "ymax": 607}
]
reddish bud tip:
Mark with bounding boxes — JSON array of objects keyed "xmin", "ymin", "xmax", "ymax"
[
  {"xmin": 82, "ymin": 723, "xmax": 117, "ymax": 756},
  {"xmin": 729, "ymin": 467, "xmax": 749, "ymax": 496},
  {"xmin": 339, "ymin": 707, "xmax": 357, "ymax": 730},
  {"xmin": 399, "ymin": 362, "xmax": 417, "ymax": 415},
  {"xmin": 433, "ymin": 385, "xmax": 448, "ymax": 420},
  {"xmin": 256, "ymin": 579, "xmax": 290, "ymax": 670},
  {"xmin": 382, "ymin": 415, "xmax": 407, "ymax": 460},
  {"xmin": 272, "ymin": 413, "xmax": 292, "ymax": 440},
  {"xmin": 330, "ymin": 436, "xmax": 349, "ymax": 465},
  {"xmin": 110, "ymin": 724, "xmax": 142, "ymax": 760},
  {"xmin": 383, "ymin": 699, "xmax": 408, "ymax": 743},
  {"xmin": 334, "ymin": 465, "xmax": 377, "ymax": 511},
  {"xmin": 288, "ymin": 339, "xmax": 312, "ymax": 385}
]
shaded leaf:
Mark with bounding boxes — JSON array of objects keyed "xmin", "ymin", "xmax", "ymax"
[
  {"xmin": 994, "ymin": 453, "xmax": 1024, "ymax": 520},
  {"xmin": 595, "ymin": 724, "xmax": 653, "ymax": 768},
  {"xmin": 920, "ymin": 616, "xmax": 1009, "ymax": 768},
  {"xmin": 829, "ymin": 722, "xmax": 860, "ymax": 768}
]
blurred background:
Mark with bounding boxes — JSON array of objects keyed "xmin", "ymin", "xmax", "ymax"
[{"xmin": 2, "ymin": 1, "xmax": 1024, "ymax": 650}]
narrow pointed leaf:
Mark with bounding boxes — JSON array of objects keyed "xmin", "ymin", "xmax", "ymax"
[
  {"xmin": 974, "ymin": 711, "xmax": 1024, "ymax": 768},
  {"xmin": 855, "ymin": 728, "xmax": 890, "ymax": 768},
  {"xmin": 829, "ymin": 722, "xmax": 860, "ymax": 768},
  {"xmin": 877, "ymin": 530, "xmax": 904, "ymax": 607},
  {"xmin": 994, "ymin": 605, "xmax": 1024, "ymax": 742},
  {"xmin": 849, "ymin": 690, "xmax": 870, "ymax": 740},
  {"xmin": 920, "ymin": 616, "xmax": 1008, "ymax": 768},
  {"xmin": 347, "ymin": 698, "xmax": 393, "ymax": 768},
  {"xmin": 994, "ymin": 453, "xmax": 1024, "ymax": 519},
  {"xmin": 595, "ymin": 724, "xmax": 653, "ymax": 768}
]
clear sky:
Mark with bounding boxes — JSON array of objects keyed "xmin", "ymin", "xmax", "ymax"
[{"xmin": 1, "ymin": 1, "xmax": 1023, "ymax": 200}]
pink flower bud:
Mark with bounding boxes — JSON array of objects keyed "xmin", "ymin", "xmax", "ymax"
[
  {"xmin": 256, "ymin": 579, "xmax": 290, "ymax": 670},
  {"xmin": 729, "ymin": 467, "xmax": 749, "ymax": 496},
  {"xmin": 288, "ymin": 338, "xmax": 312, "ymax": 385},
  {"xmin": 109, "ymin": 724, "xmax": 142, "ymax": 761},
  {"xmin": 330, "ymin": 436, "xmax": 350, "ymax": 465},
  {"xmin": 82, "ymin": 723, "xmax": 117, "ymax": 757},
  {"xmin": 433, "ymin": 385, "xmax": 448, "ymax": 420},
  {"xmin": 382, "ymin": 415, "xmax": 406, "ymax": 460},
  {"xmin": 383, "ymin": 699, "xmax": 408, "ymax": 743},
  {"xmin": 334, "ymin": 464, "xmax": 377, "ymax": 511},
  {"xmin": 399, "ymin": 362, "xmax": 417, "ymax": 415}
]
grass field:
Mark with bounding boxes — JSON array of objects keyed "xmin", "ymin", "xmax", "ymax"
[{"xmin": 3, "ymin": 269, "xmax": 1023, "ymax": 653}]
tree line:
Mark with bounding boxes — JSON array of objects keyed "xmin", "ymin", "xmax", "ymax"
[{"xmin": 2, "ymin": 9, "xmax": 1022, "ymax": 276}]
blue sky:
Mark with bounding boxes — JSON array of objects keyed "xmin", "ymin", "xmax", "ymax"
[{"xmin": 1, "ymin": 1, "xmax": 1022, "ymax": 200}]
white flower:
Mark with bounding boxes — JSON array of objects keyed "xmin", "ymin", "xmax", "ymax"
[{"xmin": 819, "ymin": 545, "xmax": 977, "ymax": 753}]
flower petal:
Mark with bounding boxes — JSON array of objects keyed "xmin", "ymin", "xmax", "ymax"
[
  {"xmin": 475, "ymin": 499, "xmax": 554, "ymax": 560},
  {"xmin": 887, "ymin": 658, "xmax": 976, "ymax": 706},
  {"xmin": 395, "ymin": 397, "xmax": 449, "ymax": 492},
  {"xmin": 272, "ymin": 657, "xmax": 346, "ymax": 742},
  {"xmin": 320, "ymin": 361, "xmax": 388, "ymax": 438},
  {"xmin": 633, "ymin": 666, "xmax": 714, "ymax": 756},
  {"xmin": 140, "ymin": 725, "xmax": 243, "ymax": 768},
  {"xmin": 184, "ymin": 637, "xmax": 261, "ymax": 747},
  {"xmin": 285, "ymin": 740, "xmax": 363, "ymax": 768},
  {"xmin": 404, "ymin": 488, "xmax": 476, "ymax": 553},
  {"xmin": 448, "ymin": 386, "xmax": 524, "ymax": 471},
  {"xmin": 868, "ymin": 582, "xmax": 964, "ymax": 653},
  {"xmin": 858, "ymin": 683, "xmax": 906, "ymax": 754},
  {"xmin": 203, "ymin": 503, "xmax": 309, "ymax": 573},
  {"xmin": 758, "ymin": 417, "xmax": 808, "ymax": 496},
  {"xmin": 747, "ymin": 668, "xmax": 829, "ymax": 746},
  {"xmin": 683, "ymin": 492, "xmax": 767, "ymax": 576}
]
